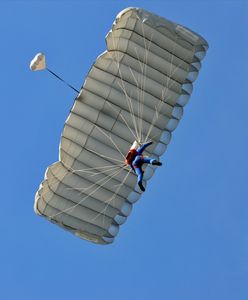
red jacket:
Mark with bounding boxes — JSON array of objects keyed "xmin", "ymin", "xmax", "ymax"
[{"xmin": 125, "ymin": 149, "xmax": 138, "ymax": 166}]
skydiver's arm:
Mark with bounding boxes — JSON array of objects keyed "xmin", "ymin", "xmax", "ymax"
[
  {"xmin": 130, "ymin": 164, "xmax": 136, "ymax": 173},
  {"xmin": 137, "ymin": 141, "xmax": 153, "ymax": 155}
]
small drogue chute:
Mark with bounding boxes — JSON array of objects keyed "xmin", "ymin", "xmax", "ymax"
[{"xmin": 30, "ymin": 53, "xmax": 46, "ymax": 71}]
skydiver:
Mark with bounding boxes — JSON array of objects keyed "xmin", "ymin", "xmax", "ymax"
[{"xmin": 125, "ymin": 140, "xmax": 162, "ymax": 192}]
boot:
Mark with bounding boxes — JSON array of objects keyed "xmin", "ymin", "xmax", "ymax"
[
  {"xmin": 152, "ymin": 160, "xmax": 162, "ymax": 166},
  {"xmin": 138, "ymin": 181, "xmax": 145, "ymax": 192}
]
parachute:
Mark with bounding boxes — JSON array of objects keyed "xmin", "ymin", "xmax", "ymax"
[
  {"xmin": 34, "ymin": 7, "xmax": 208, "ymax": 244},
  {"xmin": 30, "ymin": 53, "xmax": 46, "ymax": 71}
]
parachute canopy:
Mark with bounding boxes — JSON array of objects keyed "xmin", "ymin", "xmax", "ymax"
[
  {"xmin": 34, "ymin": 7, "xmax": 208, "ymax": 244},
  {"xmin": 30, "ymin": 53, "xmax": 46, "ymax": 71}
]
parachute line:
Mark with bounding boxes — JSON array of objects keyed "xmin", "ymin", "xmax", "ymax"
[
  {"xmin": 48, "ymin": 165, "xmax": 125, "ymax": 220},
  {"xmin": 46, "ymin": 68, "xmax": 80, "ymax": 94},
  {"xmin": 91, "ymin": 169, "xmax": 131, "ymax": 224}
]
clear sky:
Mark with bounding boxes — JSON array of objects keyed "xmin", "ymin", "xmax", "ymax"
[{"xmin": 1, "ymin": 1, "xmax": 248, "ymax": 300}]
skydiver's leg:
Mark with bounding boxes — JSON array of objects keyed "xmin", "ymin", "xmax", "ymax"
[
  {"xmin": 135, "ymin": 167, "xmax": 143, "ymax": 182},
  {"xmin": 143, "ymin": 157, "xmax": 162, "ymax": 166},
  {"xmin": 137, "ymin": 141, "xmax": 153, "ymax": 155},
  {"xmin": 133, "ymin": 156, "xmax": 146, "ymax": 192},
  {"xmin": 142, "ymin": 157, "xmax": 155, "ymax": 164},
  {"xmin": 134, "ymin": 167, "xmax": 145, "ymax": 192}
]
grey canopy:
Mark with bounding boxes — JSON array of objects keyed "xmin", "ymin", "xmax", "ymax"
[{"xmin": 34, "ymin": 7, "xmax": 208, "ymax": 244}]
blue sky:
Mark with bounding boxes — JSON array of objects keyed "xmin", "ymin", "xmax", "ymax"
[{"xmin": 1, "ymin": 1, "xmax": 248, "ymax": 299}]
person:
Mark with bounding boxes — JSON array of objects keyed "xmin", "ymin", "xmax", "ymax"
[{"xmin": 125, "ymin": 140, "xmax": 162, "ymax": 192}]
